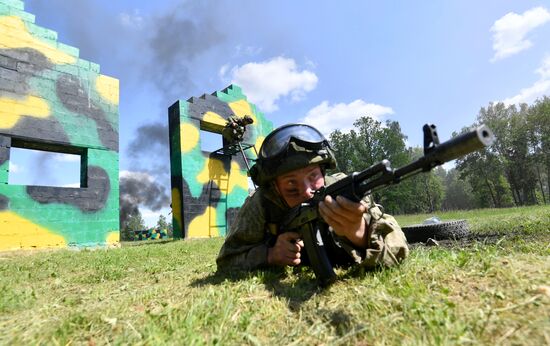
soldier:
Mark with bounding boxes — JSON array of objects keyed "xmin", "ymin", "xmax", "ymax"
[
  {"xmin": 216, "ymin": 123, "xmax": 409, "ymax": 274},
  {"xmin": 222, "ymin": 115, "xmax": 254, "ymax": 145}
]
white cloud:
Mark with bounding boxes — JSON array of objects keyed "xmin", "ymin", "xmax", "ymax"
[
  {"xmin": 536, "ymin": 55, "xmax": 550, "ymax": 78},
  {"xmin": 119, "ymin": 170, "xmax": 154, "ymax": 181},
  {"xmin": 300, "ymin": 100, "xmax": 394, "ymax": 137},
  {"xmin": 218, "ymin": 63, "xmax": 230, "ymax": 79},
  {"xmin": 501, "ymin": 80, "xmax": 550, "ymax": 105},
  {"xmin": 490, "ymin": 7, "xmax": 550, "ymax": 62},
  {"xmin": 501, "ymin": 56, "xmax": 550, "ymax": 105},
  {"xmin": 119, "ymin": 9, "xmax": 144, "ymax": 29},
  {"xmin": 53, "ymin": 153, "xmax": 80, "ymax": 162},
  {"xmin": 221, "ymin": 56, "xmax": 318, "ymax": 112}
]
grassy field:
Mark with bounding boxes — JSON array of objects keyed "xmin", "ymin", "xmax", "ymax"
[{"xmin": 1, "ymin": 205, "xmax": 549, "ymax": 345}]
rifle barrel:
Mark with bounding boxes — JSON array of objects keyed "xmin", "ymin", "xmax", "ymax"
[{"xmin": 394, "ymin": 124, "xmax": 495, "ymax": 179}]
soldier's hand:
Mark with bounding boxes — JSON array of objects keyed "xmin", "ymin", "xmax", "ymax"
[
  {"xmin": 319, "ymin": 195, "xmax": 368, "ymax": 248},
  {"xmin": 267, "ymin": 232, "xmax": 304, "ymax": 266}
]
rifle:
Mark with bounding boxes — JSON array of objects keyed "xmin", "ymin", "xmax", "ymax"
[{"xmin": 279, "ymin": 124, "xmax": 495, "ymax": 286}]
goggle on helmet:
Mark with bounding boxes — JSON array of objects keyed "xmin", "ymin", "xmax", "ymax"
[{"xmin": 251, "ymin": 123, "xmax": 337, "ymax": 186}]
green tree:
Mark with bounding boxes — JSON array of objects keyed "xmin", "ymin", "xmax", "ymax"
[
  {"xmin": 441, "ymin": 168, "xmax": 475, "ymax": 210},
  {"xmin": 455, "ymin": 138, "xmax": 513, "ymax": 208},
  {"xmin": 398, "ymin": 147, "xmax": 445, "ymax": 213},
  {"xmin": 156, "ymin": 214, "xmax": 169, "ymax": 230},
  {"xmin": 477, "ymin": 102, "xmax": 539, "ymax": 205},
  {"xmin": 527, "ymin": 97, "xmax": 550, "ymax": 203},
  {"xmin": 329, "ymin": 129, "xmax": 355, "ymax": 174},
  {"xmin": 329, "ymin": 117, "xmax": 410, "ymax": 173},
  {"xmin": 329, "ymin": 116, "xmax": 448, "ymax": 214},
  {"xmin": 122, "ymin": 210, "xmax": 146, "ymax": 241}
]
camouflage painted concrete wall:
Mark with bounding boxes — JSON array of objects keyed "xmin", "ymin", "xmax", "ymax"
[
  {"xmin": 132, "ymin": 228, "xmax": 169, "ymax": 241},
  {"xmin": 0, "ymin": 0, "xmax": 120, "ymax": 250},
  {"xmin": 169, "ymin": 85, "xmax": 273, "ymax": 238}
]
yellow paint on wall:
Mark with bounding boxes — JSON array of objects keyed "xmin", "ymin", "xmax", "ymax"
[
  {"xmin": 95, "ymin": 75, "xmax": 119, "ymax": 105},
  {"xmin": 0, "ymin": 16, "xmax": 76, "ymax": 64},
  {"xmin": 197, "ymin": 157, "xmax": 225, "ymax": 184},
  {"xmin": 228, "ymin": 99, "xmax": 257, "ymax": 123},
  {"xmin": 254, "ymin": 136, "xmax": 265, "ymax": 157},
  {"xmin": 229, "ymin": 161, "xmax": 249, "ymax": 192},
  {"xmin": 0, "ymin": 211, "xmax": 67, "ymax": 250},
  {"xmin": 202, "ymin": 111, "xmax": 226, "ymax": 126},
  {"xmin": 180, "ymin": 122, "xmax": 199, "ymax": 152},
  {"xmin": 196, "ymin": 157, "xmax": 249, "ymax": 194},
  {"xmin": 171, "ymin": 188, "xmax": 183, "ymax": 232},
  {"xmin": 106, "ymin": 231, "xmax": 120, "ymax": 245},
  {"xmin": 188, "ymin": 206, "xmax": 218, "ymax": 238},
  {"xmin": 0, "ymin": 95, "xmax": 50, "ymax": 129}
]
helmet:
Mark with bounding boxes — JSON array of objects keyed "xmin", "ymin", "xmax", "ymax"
[{"xmin": 250, "ymin": 123, "xmax": 337, "ymax": 186}]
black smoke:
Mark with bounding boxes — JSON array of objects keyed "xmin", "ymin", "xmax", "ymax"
[
  {"xmin": 124, "ymin": 123, "xmax": 171, "ymax": 224},
  {"xmin": 123, "ymin": 122, "xmax": 171, "ymax": 231},
  {"xmin": 123, "ymin": 2, "xmax": 227, "ymax": 223},
  {"xmin": 144, "ymin": 1, "xmax": 226, "ymax": 104},
  {"xmin": 127, "ymin": 122, "xmax": 169, "ymax": 160},
  {"xmin": 34, "ymin": 151, "xmax": 55, "ymax": 186},
  {"xmin": 119, "ymin": 172, "xmax": 170, "ymax": 230}
]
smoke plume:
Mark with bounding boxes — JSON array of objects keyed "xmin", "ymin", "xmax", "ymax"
[
  {"xmin": 122, "ymin": 1, "xmax": 226, "ymax": 223},
  {"xmin": 127, "ymin": 122, "xmax": 169, "ymax": 159},
  {"xmin": 143, "ymin": 1, "xmax": 226, "ymax": 104},
  {"xmin": 119, "ymin": 171, "xmax": 170, "ymax": 229}
]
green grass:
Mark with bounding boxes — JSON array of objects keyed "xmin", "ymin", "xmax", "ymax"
[
  {"xmin": 395, "ymin": 204, "xmax": 550, "ymax": 234},
  {"xmin": 0, "ymin": 205, "xmax": 549, "ymax": 345}
]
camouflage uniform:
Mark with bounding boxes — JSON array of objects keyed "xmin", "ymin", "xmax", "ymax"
[
  {"xmin": 216, "ymin": 173, "xmax": 409, "ymax": 271},
  {"xmin": 222, "ymin": 115, "xmax": 253, "ymax": 144}
]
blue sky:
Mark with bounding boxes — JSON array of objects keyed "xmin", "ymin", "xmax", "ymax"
[{"xmin": 9, "ymin": 0, "xmax": 550, "ymax": 226}]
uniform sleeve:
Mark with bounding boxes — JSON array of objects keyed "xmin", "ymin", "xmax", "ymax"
[
  {"xmin": 360, "ymin": 202, "xmax": 409, "ymax": 268},
  {"xmin": 216, "ymin": 192, "xmax": 269, "ymax": 272},
  {"xmin": 329, "ymin": 197, "xmax": 409, "ymax": 269}
]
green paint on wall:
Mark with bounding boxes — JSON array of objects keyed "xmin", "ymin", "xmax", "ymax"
[
  {"xmin": 169, "ymin": 85, "xmax": 273, "ymax": 238},
  {"xmin": 0, "ymin": 160, "xmax": 8, "ymax": 184},
  {"xmin": 0, "ymin": 0, "xmax": 120, "ymax": 250}
]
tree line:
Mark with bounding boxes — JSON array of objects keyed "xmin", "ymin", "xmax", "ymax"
[
  {"xmin": 328, "ymin": 96, "xmax": 550, "ymax": 215},
  {"xmin": 121, "ymin": 212, "xmax": 173, "ymax": 240},
  {"xmin": 120, "ymin": 96, "xmax": 548, "ymax": 235}
]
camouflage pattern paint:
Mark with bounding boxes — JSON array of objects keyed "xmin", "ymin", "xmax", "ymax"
[
  {"xmin": 169, "ymin": 85, "xmax": 273, "ymax": 238},
  {"xmin": 132, "ymin": 228, "xmax": 169, "ymax": 241},
  {"xmin": 0, "ymin": 0, "xmax": 120, "ymax": 250}
]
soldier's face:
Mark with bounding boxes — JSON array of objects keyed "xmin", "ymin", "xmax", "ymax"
[{"xmin": 274, "ymin": 164, "xmax": 325, "ymax": 208}]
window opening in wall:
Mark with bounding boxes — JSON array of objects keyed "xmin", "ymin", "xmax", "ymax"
[
  {"xmin": 8, "ymin": 147, "xmax": 82, "ymax": 188},
  {"xmin": 200, "ymin": 130, "xmax": 222, "ymax": 152}
]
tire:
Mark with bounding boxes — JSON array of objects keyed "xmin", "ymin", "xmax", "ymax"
[{"xmin": 402, "ymin": 220, "xmax": 470, "ymax": 243}]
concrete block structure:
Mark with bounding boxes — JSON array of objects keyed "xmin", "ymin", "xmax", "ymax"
[
  {"xmin": 169, "ymin": 85, "xmax": 273, "ymax": 238},
  {"xmin": 0, "ymin": 0, "xmax": 120, "ymax": 250}
]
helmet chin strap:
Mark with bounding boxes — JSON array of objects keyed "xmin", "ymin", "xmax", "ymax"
[{"xmin": 270, "ymin": 180, "xmax": 290, "ymax": 209}]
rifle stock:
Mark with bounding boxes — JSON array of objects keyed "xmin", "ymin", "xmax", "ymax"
[{"xmin": 280, "ymin": 124, "xmax": 495, "ymax": 286}]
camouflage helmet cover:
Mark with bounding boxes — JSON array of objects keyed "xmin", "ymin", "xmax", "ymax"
[{"xmin": 250, "ymin": 123, "xmax": 337, "ymax": 186}]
